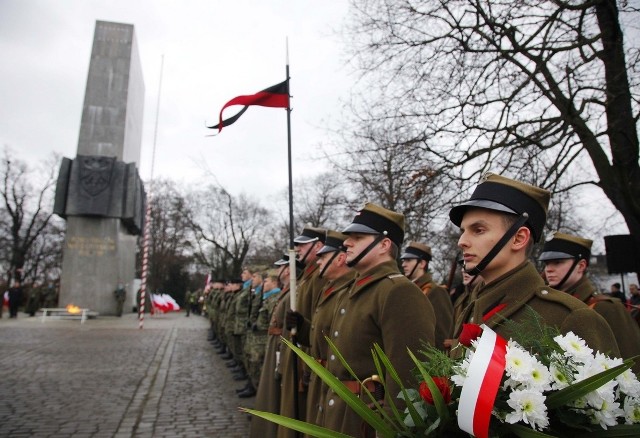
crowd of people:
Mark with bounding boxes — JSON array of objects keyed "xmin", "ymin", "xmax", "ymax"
[{"xmin": 193, "ymin": 172, "xmax": 640, "ymax": 437}]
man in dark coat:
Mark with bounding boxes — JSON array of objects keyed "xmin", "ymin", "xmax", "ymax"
[
  {"xmin": 540, "ymin": 231, "xmax": 640, "ymax": 372},
  {"xmin": 7, "ymin": 280, "xmax": 22, "ymax": 318},
  {"xmin": 319, "ymin": 203, "xmax": 436, "ymax": 437},
  {"xmin": 449, "ymin": 173, "xmax": 619, "ymax": 358}
]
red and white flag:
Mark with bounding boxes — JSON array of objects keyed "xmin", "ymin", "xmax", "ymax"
[{"xmin": 458, "ymin": 325, "xmax": 508, "ymax": 438}]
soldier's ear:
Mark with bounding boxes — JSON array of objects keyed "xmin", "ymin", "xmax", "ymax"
[{"xmin": 511, "ymin": 226, "xmax": 531, "ymax": 251}]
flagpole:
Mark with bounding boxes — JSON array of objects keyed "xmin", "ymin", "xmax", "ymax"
[
  {"xmin": 139, "ymin": 54, "xmax": 164, "ymax": 329},
  {"xmin": 285, "ymin": 39, "xmax": 301, "ymax": 428}
]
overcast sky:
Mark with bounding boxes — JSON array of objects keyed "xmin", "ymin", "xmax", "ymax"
[{"xmin": 0, "ymin": 0, "xmax": 352, "ymax": 197}]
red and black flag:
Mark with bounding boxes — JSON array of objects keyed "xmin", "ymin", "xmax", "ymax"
[{"xmin": 207, "ymin": 80, "xmax": 289, "ymax": 133}]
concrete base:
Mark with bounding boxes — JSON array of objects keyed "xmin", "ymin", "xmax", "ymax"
[{"xmin": 59, "ymin": 216, "xmax": 137, "ymax": 316}]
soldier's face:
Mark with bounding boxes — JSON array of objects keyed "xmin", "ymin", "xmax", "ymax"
[
  {"xmin": 251, "ymin": 273, "xmax": 262, "ymax": 287},
  {"xmin": 543, "ymin": 259, "xmax": 585, "ymax": 291},
  {"xmin": 401, "ymin": 258, "xmax": 419, "ymax": 277},
  {"xmin": 458, "ymin": 209, "xmax": 512, "ymax": 282},
  {"xmin": 295, "ymin": 241, "xmax": 316, "ymax": 260},
  {"xmin": 241, "ymin": 270, "xmax": 252, "ymax": 281},
  {"xmin": 344, "ymin": 233, "xmax": 380, "ymax": 271},
  {"xmin": 263, "ymin": 277, "xmax": 276, "ymax": 292}
]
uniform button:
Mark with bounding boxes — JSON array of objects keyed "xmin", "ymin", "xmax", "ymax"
[
  {"xmin": 340, "ymin": 308, "xmax": 346, "ymax": 315},
  {"xmin": 334, "ymin": 331, "xmax": 339, "ymax": 337},
  {"xmin": 328, "ymin": 399, "xmax": 335, "ymax": 406},
  {"xmin": 318, "ymin": 406, "xmax": 323, "ymax": 412},
  {"xmin": 330, "ymin": 354, "xmax": 335, "ymax": 361},
  {"xmin": 311, "ymin": 325, "xmax": 315, "ymax": 329},
  {"xmin": 541, "ymin": 290, "xmax": 548, "ymax": 295}
]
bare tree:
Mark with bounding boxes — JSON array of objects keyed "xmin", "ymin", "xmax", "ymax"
[
  {"xmin": 144, "ymin": 179, "xmax": 194, "ymax": 293},
  {"xmin": 188, "ymin": 184, "xmax": 272, "ymax": 278},
  {"xmin": 342, "ymin": 0, "xmax": 640, "ymax": 236},
  {"xmin": 0, "ymin": 149, "xmax": 60, "ymax": 284}
]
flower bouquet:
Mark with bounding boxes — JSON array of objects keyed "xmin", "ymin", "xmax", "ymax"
[{"xmin": 243, "ymin": 313, "xmax": 640, "ymax": 437}]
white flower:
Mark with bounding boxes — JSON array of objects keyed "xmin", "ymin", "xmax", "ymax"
[
  {"xmin": 505, "ymin": 342, "xmax": 534, "ymax": 382},
  {"xmin": 549, "ymin": 362, "xmax": 571, "ymax": 390},
  {"xmin": 554, "ymin": 332, "xmax": 593, "ymax": 363},
  {"xmin": 505, "ymin": 389, "xmax": 549, "ymax": 431},
  {"xmin": 617, "ymin": 369, "xmax": 640, "ymax": 397},
  {"xmin": 588, "ymin": 397, "xmax": 623, "ymax": 429},
  {"xmin": 623, "ymin": 397, "xmax": 640, "ymax": 424}
]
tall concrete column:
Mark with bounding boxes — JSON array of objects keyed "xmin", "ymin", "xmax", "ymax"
[{"xmin": 58, "ymin": 21, "xmax": 145, "ymax": 315}]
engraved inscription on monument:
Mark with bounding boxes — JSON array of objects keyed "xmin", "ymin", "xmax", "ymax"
[{"xmin": 66, "ymin": 236, "xmax": 116, "ymax": 257}]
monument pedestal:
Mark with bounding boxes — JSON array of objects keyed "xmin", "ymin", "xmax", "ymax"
[{"xmin": 59, "ymin": 217, "xmax": 137, "ymax": 315}]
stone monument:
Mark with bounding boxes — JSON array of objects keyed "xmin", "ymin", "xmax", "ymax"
[{"xmin": 54, "ymin": 21, "xmax": 146, "ymax": 315}]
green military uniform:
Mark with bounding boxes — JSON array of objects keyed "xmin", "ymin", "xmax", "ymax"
[
  {"xmin": 414, "ymin": 272, "xmax": 453, "ymax": 350},
  {"xmin": 244, "ymin": 284, "xmax": 279, "ymax": 389},
  {"xmin": 278, "ymin": 264, "xmax": 326, "ymax": 438},
  {"xmin": 568, "ymin": 276, "xmax": 640, "ymax": 372},
  {"xmin": 232, "ymin": 281, "xmax": 252, "ymax": 368},
  {"xmin": 250, "ymin": 286, "xmax": 289, "ymax": 438},
  {"xmin": 306, "ymin": 271, "xmax": 355, "ymax": 427},
  {"xmin": 321, "ymin": 260, "xmax": 436, "ymax": 436},
  {"xmin": 224, "ymin": 285, "xmax": 242, "ymax": 359},
  {"xmin": 538, "ymin": 231, "xmax": 640, "ymax": 372},
  {"xmin": 449, "ymin": 173, "xmax": 619, "ymax": 359},
  {"xmin": 452, "ymin": 261, "xmax": 620, "ymax": 357},
  {"xmin": 25, "ymin": 285, "xmax": 42, "ymax": 316},
  {"xmin": 114, "ymin": 284, "xmax": 126, "ymax": 316}
]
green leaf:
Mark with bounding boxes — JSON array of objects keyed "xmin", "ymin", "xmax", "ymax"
[
  {"xmin": 370, "ymin": 344, "xmax": 425, "ymax": 431},
  {"xmin": 546, "ymin": 359, "xmax": 634, "ymax": 409},
  {"xmin": 584, "ymin": 424, "xmax": 640, "ymax": 437},
  {"xmin": 280, "ymin": 337, "xmax": 396, "ymax": 438},
  {"xmin": 240, "ymin": 408, "xmax": 353, "ymax": 438}
]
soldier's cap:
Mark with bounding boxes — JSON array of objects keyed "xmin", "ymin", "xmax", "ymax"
[
  {"xmin": 317, "ymin": 230, "xmax": 349, "ymax": 256},
  {"xmin": 293, "ymin": 226, "xmax": 327, "ymax": 244},
  {"xmin": 342, "ymin": 202, "xmax": 405, "ymax": 247},
  {"xmin": 539, "ymin": 232, "xmax": 592, "ymax": 263},
  {"xmin": 274, "ymin": 253, "xmax": 305, "ymax": 271},
  {"xmin": 449, "ymin": 173, "xmax": 550, "ymax": 242},
  {"xmin": 400, "ymin": 241, "xmax": 433, "ymax": 261}
]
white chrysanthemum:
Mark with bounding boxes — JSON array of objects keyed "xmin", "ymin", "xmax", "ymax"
[
  {"xmin": 505, "ymin": 389, "xmax": 549, "ymax": 431},
  {"xmin": 528, "ymin": 360, "xmax": 552, "ymax": 391},
  {"xmin": 617, "ymin": 369, "xmax": 640, "ymax": 397},
  {"xmin": 549, "ymin": 362, "xmax": 571, "ymax": 390},
  {"xmin": 588, "ymin": 397, "xmax": 623, "ymax": 429},
  {"xmin": 624, "ymin": 397, "xmax": 640, "ymax": 424},
  {"xmin": 575, "ymin": 361, "xmax": 618, "ymax": 400},
  {"xmin": 505, "ymin": 343, "xmax": 534, "ymax": 381},
  {"xmin": 554, "ymin": 332, "xmax": 593, "ymax": 362}
]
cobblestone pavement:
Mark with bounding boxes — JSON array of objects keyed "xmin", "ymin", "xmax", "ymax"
[{"xmin": 0, "ymin": 311, "xmax": 255, "ymax": 437}]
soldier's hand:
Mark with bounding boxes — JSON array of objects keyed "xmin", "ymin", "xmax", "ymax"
[{"xmin": 285, "ymin": 310, "xmax": 303, "ymax": 330}]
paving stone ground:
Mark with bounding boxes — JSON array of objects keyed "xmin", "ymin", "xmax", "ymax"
[{"xmin": 0, "ymin": 310, "xmax": 255, "ymax": 437}]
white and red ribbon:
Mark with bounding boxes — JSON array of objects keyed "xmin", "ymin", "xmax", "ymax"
[{"xmin": 458, "ymin": 325, "xmax": 508, "ymax": 438}]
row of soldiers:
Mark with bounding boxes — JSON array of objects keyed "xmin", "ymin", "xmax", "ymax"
[{"xmin": 206, "ymin": 172, "xmax": 640, "ymax": 437}]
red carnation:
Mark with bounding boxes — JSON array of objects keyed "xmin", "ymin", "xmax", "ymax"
[
  {"xmin": 419, "ymin": 377, "xmax": 452, "ymax": 405},
  {"xmin": 459, "ymin": 323, "xmax": 483, "ymax": 347}
]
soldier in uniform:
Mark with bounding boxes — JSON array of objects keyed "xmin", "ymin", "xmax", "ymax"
[
  {"xmin": 319, "ymin": 203, "xmax": 436, "ymax": 437},
  {"xmin": 229, "ymin": 268, "xmax": 255, "ymax": 382},
  {"xmin": 114, "ymin": 281, "xmax": 126, "ymax": 317},
  {"xmin": 449, "ymin": 173, "xmax": 619, "ymax": 357},
  {"xmin": 239, "ymin": 271, "xmax": 280, "ymax": 398},
  {"xmin": 400, "ymin": 241, "xmax": 453, "ymax": 350},
  {"xmin": 540, "ymin": 232, "xmax": 640, "ymax": 372},
  {"xmin": 303, "ymin": 230, "xmax": 356, "ymax": 429},
  {"xmin": 250, "ymin": 256, "xmax": 293, "ymax": 438},
  {"xmin": 278, "ymin": 227, "xmax": 327, "ymax": 435}
]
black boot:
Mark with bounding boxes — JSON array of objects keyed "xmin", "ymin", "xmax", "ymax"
[
  {"xmin": 220, "ymin": 352, "xmax": 233, "ymax": 360},
  {"xmin": 236, "ymin": 382, "xmax": 251, "ymax": 393},
  {"xmin": 233, "ymin": 372, "xmax": 249, "ymax": 381},
  {"xmin": 238, "ymin": 382, "xmax": 257, "ymax": 398}
]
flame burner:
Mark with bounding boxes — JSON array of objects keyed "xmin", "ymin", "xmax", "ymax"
[{"xmin": 41, "ymin": 305, "xmax": 99, "ymax": 324}]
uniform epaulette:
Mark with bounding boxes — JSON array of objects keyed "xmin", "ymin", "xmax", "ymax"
[
  {"xmin": 534, "ymin": 287, "xmax": 583, "ymax": 311},
  {"xmin": 387, "ymin": 273, "xmax": 404, "ymax": 279}
]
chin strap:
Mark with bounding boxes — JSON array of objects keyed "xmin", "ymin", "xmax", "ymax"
[
  {"xmin": 319, "ymin": 251, "xmax": 341, "ymax": 278},
  {"xmin": 298, "ymin": 242, "xmax": 316, "ymax": 266},
  {"xmin": 552, "ymin": 257, "xmax": 580, "ymax": 290},
  {"xmin": 347, "ymin": 233, "xmax": 386, "ymax": 268},
  {"xmin": 407, "ymin": 260, "xmax": 419, "ymax": 280},
  {"xmin": 465, "ymin": 213, "xmax": 529, "ymax": 277}
]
